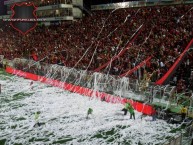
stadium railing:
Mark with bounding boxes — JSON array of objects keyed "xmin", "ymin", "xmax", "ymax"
[{"xmin": 9, "ymin": 58, "xmax": 187, "ymax": 106}]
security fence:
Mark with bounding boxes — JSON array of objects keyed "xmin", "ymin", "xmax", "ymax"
[
  {"xmin": 10, "ymin": 58, "xmax": 193, "ymax": 107},
  {"xmin": 163, "ymin": 124, "xmax": 193, "ymax": 145}
]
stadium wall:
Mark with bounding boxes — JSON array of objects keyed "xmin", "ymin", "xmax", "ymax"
[{"xmin": 6, "ymin": 66, "xmax": 155, "ymax": 115}]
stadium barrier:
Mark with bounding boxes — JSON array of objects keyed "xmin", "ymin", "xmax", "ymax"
[
  {"xmin": 163, "ymin": 134, "xmax": 182, "ymax": 145},
  {"xmin": 7, "ymin": 57, "xmax": 190, "ymax": 115},
  {"xmin": 163, "ymin": 124, "xmax": 193, "ymax": 145},
  {"xmin": 6, "ymin": 66, "xmax": 155, "ymax": 115}
]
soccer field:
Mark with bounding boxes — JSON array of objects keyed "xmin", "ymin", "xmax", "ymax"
[{"xmin": 0, "ymin": 70, "xmax": 180, "ymax": 145}]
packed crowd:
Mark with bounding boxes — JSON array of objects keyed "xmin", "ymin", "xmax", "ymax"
[{"xmin": 0, "ymin": 4, "xmax": 193, "ymax": 92}]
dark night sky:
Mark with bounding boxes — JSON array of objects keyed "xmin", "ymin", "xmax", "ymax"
[{"xmin": 0, "ymin": 0, "xmax": 7, "ymax": 15}]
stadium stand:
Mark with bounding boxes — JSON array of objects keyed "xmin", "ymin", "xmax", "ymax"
[{"xmin": 0, "ymin": 4, "xmax": 193, "ymax": 92}]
